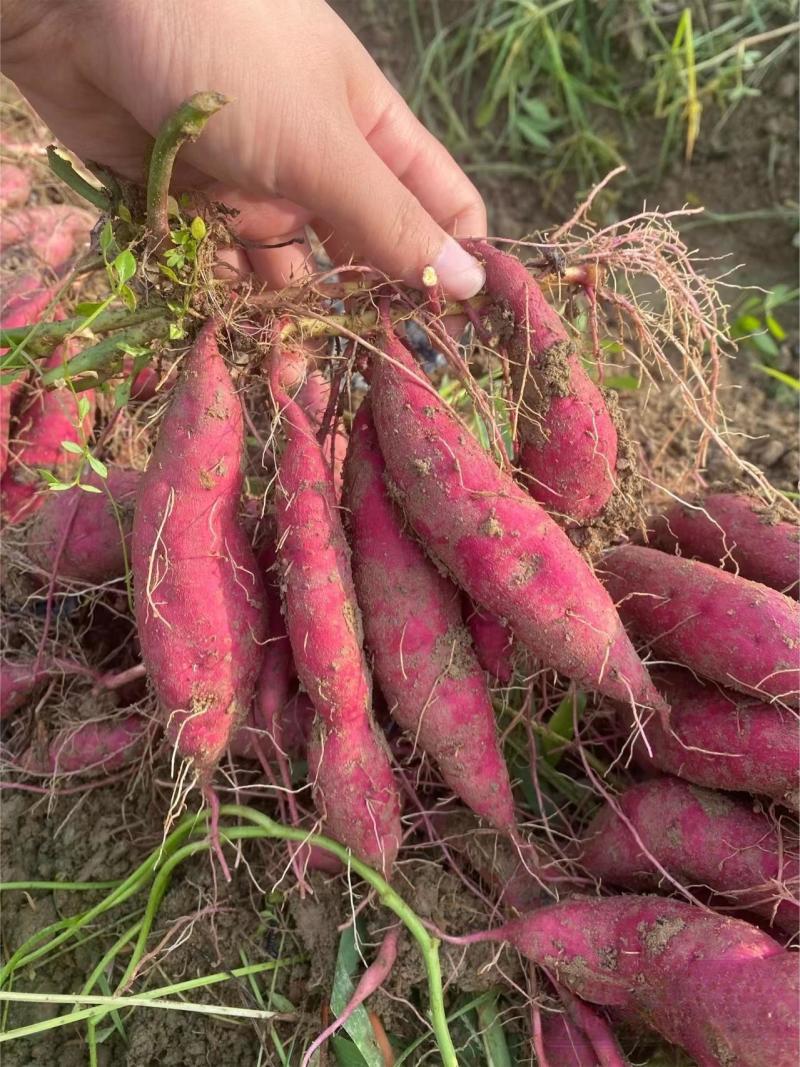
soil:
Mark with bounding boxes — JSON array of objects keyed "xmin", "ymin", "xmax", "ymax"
[{"xmin": 2, "ymin": 3, "xmax": 798, "ymax": 1066}]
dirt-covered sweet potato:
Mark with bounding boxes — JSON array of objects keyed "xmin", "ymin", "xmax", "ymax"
[
  {"xmin": 132, "ymin": 320, "xmax": 266, "ymax": 778},
  {"xmin": 602, "ymin": 545, "xmax": 800, "ymax": 708},
  {"xmin": 370, "ymin": 315, "xmax": 664, "ymax": 713}
]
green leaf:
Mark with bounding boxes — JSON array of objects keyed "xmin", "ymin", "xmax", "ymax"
[
  {"xmin": 113, "ymin": 249, "xmax": 137, "ymax": 285},
  {"xmin": 74, "ymin": 301, "xmax": 105, "ymax": 317},
  {"xmin": 330, "ymin": 926, "xmax": 384, "ymax": 1067},
  {"xmin": 77, "ymin": 482, "xmax": 102, "ymax": 493},
  {"xmin": 118, "ymin": 284, "xmax": 138, "ymax": 312},
  {"xmin": 37, "ymin": 469, "xmax": 61, "ymax": 486},
  {"xmin": 169, "ymin": 321, "xmax": 186, "ymax": 340},
  {"xmin": 331, "ymin": 1035, "xmax": 369, "ymax": 1067},
  {"xmin": 765, "ymin": 313, "xmax": 787, "ymax": 342},
  {"xmin": 541, "ymin": 692, "xmax": 587, "ymax": 767},
  {"xmin": 46, "ymin": 481, "xmax": 74, "ymax": 492},
  {"xmin": 477, "ymin": 994, "xmax": 513, "ymax": 1067},
  {"xmin": 166, "ymin": 195, "xmax": 181, "ymax": 218},
  {"xmin": 604, "ymin": 373, "xmax": 640, "ymax": 391},
  {"xmin": 87, "ymin": 454, "xmax": 108, "ymax": 479},
  {"xmin": 736, "ymin": 314, "xmax": 762, "ymax": 334},
  {"xmin": 755, "ymin": 364, "xmax": 800, "ymax": 391},
  {"xmin": 60, "ymin": 440, "xmax": 85, "ymax": 455},
  {"xmin": 190, "ymin": 216, "xmax": 207, "ymax": 241},
  {"xmin": 158, "ymin": 263, "xmax": 181, "ymax": 284},
  {"xmin": 118, "ymin": 203, "xmax": 133, "ymax": 224},
  {"xmin": 77, "ymin": 396, "xmax": 92, "ymax": 421},
  {"xmin": 99, "ymin": 221, "xmax": 114, "ymax": 254},
  {"xmin": 114, "ymin": 380, "xmax": 131, "ymax": 409}
]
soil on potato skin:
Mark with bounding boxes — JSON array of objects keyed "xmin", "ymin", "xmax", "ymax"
[{"xmin": 1, "ymin": 4, "xmax": 797, "ymax": 1067}]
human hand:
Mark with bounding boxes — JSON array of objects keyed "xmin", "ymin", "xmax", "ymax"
[{"xmin": 2, "ymin": 0, "xmax": 487, "ymax": 295}]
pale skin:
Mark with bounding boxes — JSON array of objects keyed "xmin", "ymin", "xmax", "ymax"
[{"xmin": 1, "ymin": 0, "xmax": 488, "ymax": 296}]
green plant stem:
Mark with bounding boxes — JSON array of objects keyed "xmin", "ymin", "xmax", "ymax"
[
  {"xmin": 0, "ymin": 306, "xmax": 167, "ymax": 364},
  {"xmin": 0, "ymin": 880, "xmax": 122, "ymax": 892},
  {"xmin": 46, "ymin": 146, "xmax": 111, "ymax": 212},
  {"xmin": 40, "ymin": 320, "xmax": 170, "ymax": 387},
  {"xmin": 146, "ymin": 91, "xmax": 228, "ymax": 245},
  {"xmin": 0, "ymin": 813, "xmax": 201, "ymax": 986},
  {"xmin": 218, "ymin": 806, "xmax": 458, "ymax": 1067}
]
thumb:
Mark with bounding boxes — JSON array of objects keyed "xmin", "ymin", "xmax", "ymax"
[{"xmin": 286, "ymin": 131, "xmax": 486, "ymax": 300}]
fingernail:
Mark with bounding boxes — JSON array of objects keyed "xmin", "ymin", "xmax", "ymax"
[{"xmin": 432, "ymin": 236, "xmax": 485, "ymax": 299}]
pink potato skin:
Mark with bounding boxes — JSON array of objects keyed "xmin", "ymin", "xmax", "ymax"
[
  {"xmin": 132, "ymin": 320, "xmax": 266, "ymax": 777},
  {"xmin": 24, "ymin": 715, "xmax": 147, "ymax": 775},
  {"xmin": 648, "ymin": 493, "xmax": 799, "ymax": 598},
  {"xmin": 0, "ymin": 204, "xmax": 94, "ymax": 267},
  {"xmin": 581, "ymin": 776, "xmax": 799, "ymax": 935},
  {"xmin": 1, "ymin": 660, "xmax": 58, "ymax": 719},
  {"xmin": 251, "ymin": 533, "xmax": 296, "ymax": 752},
  {"xmin": 27, "ymin": 465, "xmax": 140, "ymax": 583},
  {"xmin": 296, "ymin": 369, "xmax": 348, "ymax": 499},
  {"xmin": 602, "ymin": 545, "xmax": 800, "ymax": 708},
  {"xmin": 461, "ymin": 238, "xmax": 617, "ymax": 523},
  {"xmin": 1, "ymin": 342, "xmax": 96, "ymax": 524},
  {"xmin": 272, "ymin": 363, "xmax": 402, "ymax": 874},
  {"xmin": 370, "ymin": 320, "xmax": 664, "ymax": 712},
  {"xmin": 540, "ymin": 1013, "xmax": 600, "ymax": 1067},
  {"xmin": 487, "ymin": 895, "xmax": 798, "ymax": 1067},
  {"xmin": 0, "ymin": 277, "xmax": 58, "ymax": 477},
  {"xmin": 0, "ymin": 163, "xmax": 31, "ymax": 210},
  {"xmin": 463, "ymin": 598, "xmax": 513, "ymax": 684},
  {"xmin": 632, "ymin": 667, "xmax": 799, "ymax": 808},
  {"xmin": 344, "ymin": 401, "xmax": 516, "ymax": 831}
]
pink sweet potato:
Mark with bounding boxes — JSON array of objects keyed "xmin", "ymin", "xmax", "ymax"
[
  {"xmin": 470, "ymin": 895, "xmax": 798, "ymax": 1067},
  {"xmin": 23, "ymin": 714, "xmax": 147, "ymax": 775},
  {"xmin": 251, "ymin": 533, "xmax": 297, "ymax": 752},
  {"xmin": 0, "ymin": 204, "xmax": 93, "ymax": 268},
  {"xmin": 602, "ymin": 545, "xmax": 800, "ymax": 708},
  {"xmin": 132, "ymin": 320, "xmax": 266, "ymax": 777},
  {"xmin": 0, "ymin": 163, "xmax": 31, "ymax": 210},
  {"xmin": 231, "ymin": 690, "xmax": 314, "ymax": 761},
  {"xmin": 0, "ymin": 658, "xmax": 83, "ymax": 720},
  {"xmin": 297, "ymin": 368, "xmax": 348, "ymax": 499},
  {"xmin": 631, "ymin": 667, "xmax": 799, "ymax": 808},
  {"xmin": 271, "ymin": 354, "xmax": 402, "ymax": 874},
  {"xmin": 1, "ymin": 343, "xmax": 96, "ymax": 524},
  {"xmin": 344, "ymin": 400, "xmax": 516, "ymax": 832},
  {"xmin": 0, "ymin": 276, "xmax": 58, "ymax": 477},
  {"xmin": 370, "ymin": 317, "xmax": 664, "ymax": 712},
  {"xmin": 540, "ymin": 1012, "xmax": 598, "ymax": 1067},
  {"xmin": 463, "ymin": 598, "xmax": 513, "ymax": 684},
  {"xmin": 581, "ymin": 776, "xmax": 799, "ymax": 935},
  {"xmin": 648, "ymin": 492, "xmax": 799, "ymax": 598},
  {"xmin": 27, "ymin": 465, "xmax": 140, "ymax": 583},
  {"xmin": 461, "ymin": 238, "xmax": 619, "ymax": 524}
]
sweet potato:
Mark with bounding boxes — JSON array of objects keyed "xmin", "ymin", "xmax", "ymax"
[
  {"xmin": 271, "ymin": 355, "xmax": 401, "ymax": 874},
  {"xmin": 370, "ymin": 316, "xmax": 664, "ymax": 712},
  {"xmin": 630, "ymin": 667, "xmax": 799, "ymax": 808},
  {"xmin": 0, "ymin": 163, "xmax": 31, "ymax": 210},
  {"xmin": 0, "ymin": 204, "xmax": 93, "ymax": 268},
  {"xmin": 252, "ymin": 534, "xmax": 297, "ymax": 752},
  {"xmin": 540, "ymin": 1012, "xmax": 598, "ymax": 1067},
  {"xmin": 463, "ymin": 598, "xmax": 513, "ymax": 684},
  {"xmin": 23, "ymin": 714, "xmax": 147, "ymax": 775},
  {"xmin": 0, "ymin": 275, "xmax": 58, "ymax": 477},
  {"xmin": 27, "ymin": 465, "xmax": 139, "ymax": 583},
  {"xmin": 132, "ymin": 320, "xmax": 265, "ymax": 777},
  {"xmin": 581, "ymin": 776, "xmax": 799, "ymax": 935},
  {"xmin": 344, "ymin": 400, "xmax": 516, "ymax": 831},
  {"xmin": 602, "ymin": 545, "xmax": 800, "ymax": 707},
  {"xmin": 1, "ymin": 343, "xmax": 96, "ymax": 524},
  {"xmin": 461, "ymin": 238, "xmax": 620, "ymax": 525},
  {"xmin": 0, "ymin": 658, "xmax": 88, "ymax": 720},
  {"xmin": 297, "ymin": 368, "xmax": 348, "ymax": 498},
  {"xmin": 648, "ymin": 492, "xmax": 799, "ymax": 598},
  {"xmin": 470, "ymin": 895, "xmax": 797, "ymax": 1067},
  {"xmin": 231, "ymin": 690, "xmax": 314, "ymax": 761}
]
